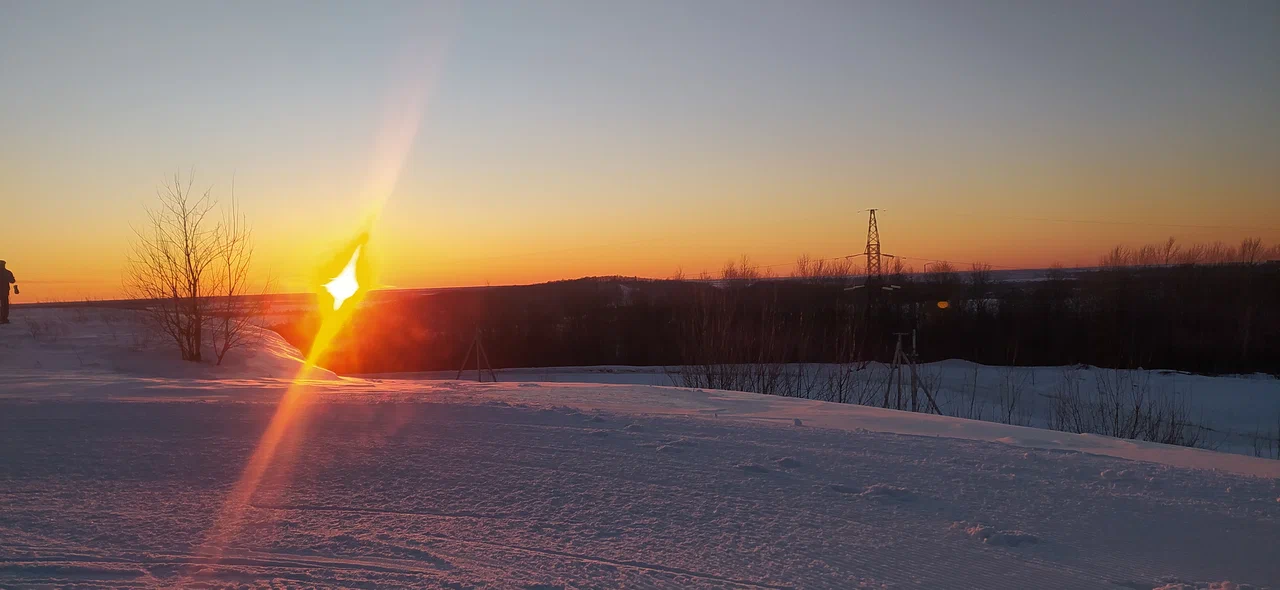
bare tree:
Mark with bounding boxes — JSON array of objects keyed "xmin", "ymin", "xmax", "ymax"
[
  {"xmin": 1204, "ymin": 241, "xmax": 1233, "ymax": 264},
  {"xmin": 968, "ymin": 262, "xmax": 993, "ymax": 290},
  {"xmin": 125, "ymin": 173, "xmax": 262, "ymax": 364},
  {"xmin": 925, "ymin": 261, "xmax": 956, "ymax": 285},
  {"xmin": 1104, "ymin": 236, "xmax": 1276, "ymax": 268},
  {"xmin": 1046, "ymin": 262, "xmax": 1067, "ymax": 282},
  {"xmin": 792, "ymin": 254, "xmax": 854, "ymax": 282},
  {"xmin": 1160, "ymin": 237, "xmax": 1180, "ymax": 265},
  {"xmin": 1178, "ymin": 243, "xmax": 1206, "ymax": 265},
  {"xmin": 1135, "ymin": 244, "xmax": 1160, "ymax": 266},
  {"xmin": 1100, "ymin": 245, "xmax": 1131, "ymax": 268},
  {"xmin": 888, "ymin": 257, "xmax": 907, "ymax": 283},
  {"xmin": 209, "ymin": 189, "xmax": 268, "ymax": 365},
  {"xmin": 721, "ymin": 255, "xmax": 764, "ymax": 281},
  {"xmin": 1238, "ymin": 237, "xmax": 1264, "ymax": 265}
]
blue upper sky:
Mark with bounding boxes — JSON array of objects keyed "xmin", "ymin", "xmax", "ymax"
[{"xmin": 2, "ymin": 0, "xmax": 1277, "ymax": 295}]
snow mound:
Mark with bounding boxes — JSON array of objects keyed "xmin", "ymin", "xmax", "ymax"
[
  {"xmin": 775, "ymin": 457, "xmax": 803, "ymax": 468},
  {"xmin": 0, "ymin": 307, "xmax": 335, "ymax": 380}
]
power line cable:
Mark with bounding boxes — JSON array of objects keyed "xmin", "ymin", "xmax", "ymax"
[{"xmin": 926, "ymin": 211, "xmax": 1280, "ymax": 233}]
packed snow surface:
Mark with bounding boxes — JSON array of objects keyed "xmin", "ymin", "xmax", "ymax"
[{"xmin": 1, "ymin": 308, "xmax": 1277, "ymax": 588}]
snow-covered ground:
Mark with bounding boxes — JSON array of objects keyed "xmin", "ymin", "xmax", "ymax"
[
  {"xmin": 1, "ymin": 307, "xmax": 1278, "ymax": 589},
  {"xmin": 370, "ymin": 362, "xmax": 1280, "ymax": 459}
]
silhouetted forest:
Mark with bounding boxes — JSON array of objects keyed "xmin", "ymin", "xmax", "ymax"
[{"xmin": 274, "ymin": 260, "xmax": 1280, "ymax": 376}]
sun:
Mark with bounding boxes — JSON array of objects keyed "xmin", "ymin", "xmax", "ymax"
[{"xmin": 324, "ymin": 245, "xmax": 362, "ymax": 311}]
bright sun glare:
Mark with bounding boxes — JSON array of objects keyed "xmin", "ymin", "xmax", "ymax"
[{"xmin": 324, "ymin": 245, "xmax": 362, "ymax": 311}]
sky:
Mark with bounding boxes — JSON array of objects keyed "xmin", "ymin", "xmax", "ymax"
[{"xmin": 1, "ymin": 0, "xmax": 1277, "ymax": 299}]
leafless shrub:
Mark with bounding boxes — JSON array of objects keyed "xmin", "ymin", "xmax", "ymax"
[
  {"xmin": 24, "ymin": 319, "xmax": 45, "ymax": 342},
  {"xmin": 98, "ymin": 309, "xmax": 121, "ymax": 342},
  {"xmin": 1250, "ymin": 413, "xmax": 1280, "ymax": 459},
  {"xmin": 25, "ymin": 317, "xmax": 70, "ymax": 345},
  {"xmin": 811, "ymin": 362, "xmax": 882, "ymax": 405},
  {"xmin": 854, "ymin": 365, "xmax": 887, "ymax": 405},
  {"xmin": 917, "ymin": 365, "xmax": 944, "ymax": 407},
  {"xmin": 673, "ymin": 362, "xmax": 784, "ymax": 396},
  {"xmin": 1047, "ymin": 369, "xmax": 1207, "ymax": 448},
  {"xmin": 129, "ymin": 318, "xmax": 157, "ymax": 351},
  {"xmin": 935, "ymin": 363, "xmax": 985, "ymax": 420},
  {"xmin": 672, "ymin": 277, "xmax": 869, "ymax": 402},
  {"xmin": 673, "ymin": 361, "xmax": 887, "ymax": 406},
  {"xmin": 996, "ymin": 367, "xmax": 1033, "ymax": 425}
]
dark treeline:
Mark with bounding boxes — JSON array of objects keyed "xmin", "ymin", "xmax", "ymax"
[
  {"xmin": 898, "ymin": 262, "xmax": 1279, "ymax": 373},
  {"xmin": 273, "ymin": 259, "xmax": 1280, "ymax": 377}
]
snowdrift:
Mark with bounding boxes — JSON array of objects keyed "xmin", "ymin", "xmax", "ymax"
[{"xmin": 0, "ymin": 307, "xmax": 336, "ymax": 380}]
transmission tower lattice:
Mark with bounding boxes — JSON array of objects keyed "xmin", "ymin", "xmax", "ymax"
[{"xmin": 865, "ymin": 209, "xmax": 882, "ymax": 277}]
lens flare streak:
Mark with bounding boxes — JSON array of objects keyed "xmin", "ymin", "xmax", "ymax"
[{"xmin": 195, "ymin": 8, "xmax": 454, "ymax": 571}]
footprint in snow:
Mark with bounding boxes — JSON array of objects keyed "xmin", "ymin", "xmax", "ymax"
[
  {"xmin": 858, "ymin": 484, "xmax": 915, "ymax": 502},
  {"xmin": 1100, "ymin": 469, "xmax": 1134, "ymax": 481},
  {"xmin": 654, "ymin": 438, "xmax": 695, "ymax": 453},
  {"xmin": 951, "ymin": 522, "xmax": 1040, "ymax": 547}
]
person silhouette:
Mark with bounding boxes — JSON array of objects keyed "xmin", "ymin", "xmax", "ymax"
[{"xmin": 1, "ymin": 260, "xmax": 16, "ymax": 324}]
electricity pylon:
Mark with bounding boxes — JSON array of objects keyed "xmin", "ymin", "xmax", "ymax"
[{"xmin": 865, "ymin": 209, "xmax": 882, "ymax": 277}]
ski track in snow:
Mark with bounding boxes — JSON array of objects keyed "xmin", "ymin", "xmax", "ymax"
[{"xmin": 1, "ymin": 309, "xmax": 1277, "ymax": 589}]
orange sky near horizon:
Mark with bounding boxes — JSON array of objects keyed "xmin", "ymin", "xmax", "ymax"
[
  {"xmin": 13, "ymin": 194, "xmax": 1278, "ymax": 302},
  {"xmin": 2, "ymin": 1, "xmax": 1277, "ymax": 302}
]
